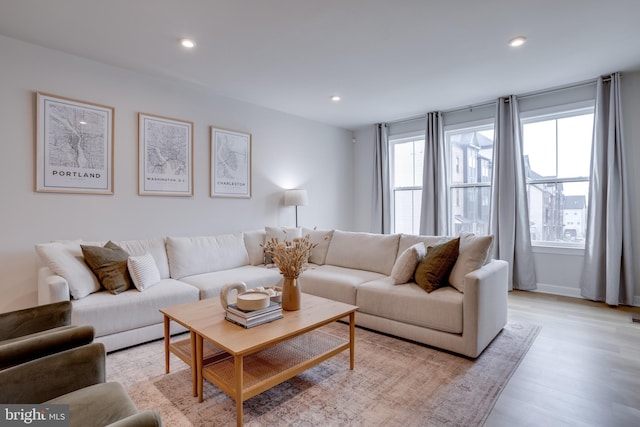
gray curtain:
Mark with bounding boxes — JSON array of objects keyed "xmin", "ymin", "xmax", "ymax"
[
  {"xmin": 420, "ymin": 112, "xmax": 448, "ymax": 235},
  {"xmin": 580, "ymin": 73, "xmax": 635, "ymax": 306},
  {"xmin": 490, "ymin": 96, "xmax": 537, "ymax": 290},
  {"xmin": 372, "ymin": 123, "xmax": 391, "ymax": 234}
]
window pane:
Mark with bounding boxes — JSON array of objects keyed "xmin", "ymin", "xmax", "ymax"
[
  {"xmin": 557, "ymin": 114, "xmax": 593, "ymax": 178},
  {"xmin": 394, "ymin": 189, "xmax": 421, "ymax": 235},
  {"xmin": 523, "ymin": 120, "xmax": 557, "ymax": 177},
  {"xmin": 448, "ymin": 130, "xmax": 493, "ymax": 185},
  {"xmin": 528, "ymin": 181, "xmax": 588, "ymax": 243},
  {"xmin": 393, "ymin": 139, "xmax": 424, "ymax": 188},
  {"xmin": 393, "ymin": 141, "xmax": 413, "ymax": 187},
  {"xmin": 413, "ymin": 140, "xmax": 424, "ymax": 186},
  {"xmin": 522, "ymin": 112, "xmax": 594, "ymax": 180},
  {"xmin": 450, "ymin": 186, "xmax": 491, "ymax": 236}
]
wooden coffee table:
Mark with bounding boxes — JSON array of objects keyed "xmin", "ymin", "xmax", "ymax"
[{"xmin": 161, "ymin": 293, "xmax": 357, "ymax": 426}]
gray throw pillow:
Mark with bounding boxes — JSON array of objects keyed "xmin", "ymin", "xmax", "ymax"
[{"xmin": 81, "ymin": 241, "xmax": 133, "ymax": 294}]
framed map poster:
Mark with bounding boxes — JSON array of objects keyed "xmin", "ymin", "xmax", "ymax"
[
  {"xmin": 138, "ymin": 113, "xmax": 193, "ymax": 196},
  {"xmin": 36, "ymin": 92, "xmax": 114, "ymax": 194},
  {"xmin": 211, "ymin": 127, "xmax": 251, "ymax": 198}
]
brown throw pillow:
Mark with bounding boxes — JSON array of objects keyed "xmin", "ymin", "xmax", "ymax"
[
  {"xmin": 81, "ymin": 241, "xmax": 133, "ymax": 295},
  {"xmin": 414, "ymin": 238, "xmax": 460, "ymax": 293}
]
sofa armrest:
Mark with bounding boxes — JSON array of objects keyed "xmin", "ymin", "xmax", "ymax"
[
  {"xmin": 38, "ymin": 266, "xmax": 71, "ymax": 305},
  {"xmin": 0, "ymin": 325, "xmax": 94, "ymax": 370},
  {"xmin": 0, "ymin": 342, "xmax": 106, "ymax": 403},
  {"xmin": 461, "ymin": 259, "xmax": 509, "ymax": 357},
  {"xmin": 0, "ymin": 300, "xmax": 72, "ymax": 340},
  {"xmin": 107, "ymin": 410, "xmax": 164, "ymax": 427}
]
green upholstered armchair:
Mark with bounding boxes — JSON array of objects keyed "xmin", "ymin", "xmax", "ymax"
[
  {"xmin": 0, "ymin": 342, "xmax": 163, "ymax": 427},
  {"xmin": 0, "ymin": 301, "xmax": 94, "ymax": 369}
]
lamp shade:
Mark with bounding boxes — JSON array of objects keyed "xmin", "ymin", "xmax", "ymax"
[{"xmin": 284, "ymin": 189, "xmax": 308, "ymax": 206}]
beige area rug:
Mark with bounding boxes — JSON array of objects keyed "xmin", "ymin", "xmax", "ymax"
[{"xmin": 107, "ymin": 321, "xmax": 540, "ymax": 427}]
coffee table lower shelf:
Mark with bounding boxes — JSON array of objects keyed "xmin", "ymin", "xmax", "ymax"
[
  {"xmin": 168, "ymin": 334, "xmax": 229, "ymax": 396},
  {"xmin": 201, "ymin": 329, "xmax": 349, "ymax": 402}
]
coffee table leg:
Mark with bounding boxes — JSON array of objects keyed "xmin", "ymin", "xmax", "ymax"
[
  {"xmin": 235, "ymin": 354, "xmax": 243, "ymax": 427},
  {"xmin": 190, "ymin": 331, "xmax": 197, "ymax": 397},
  {"xmin": 197, "ymin": 334, "xmax": 204, "ymax": 403},
  {"xmin": 164, "ymin": 315, "xmax": 170, "ymax": 374},
  {"xmin": 349, "ymin": 312, "xmax": 355, "ymax": 370}
]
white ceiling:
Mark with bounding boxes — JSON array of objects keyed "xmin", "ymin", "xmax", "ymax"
[{"xmin": 2, "ymin": 0, "xmax": 640, "ymax": 130}]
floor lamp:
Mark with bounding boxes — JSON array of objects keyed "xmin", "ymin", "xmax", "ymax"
[{"xmin": 284, "ymin": 189, "xmax": 308, "ymax": 228}]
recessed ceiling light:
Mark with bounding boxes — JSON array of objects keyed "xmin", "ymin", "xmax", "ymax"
[
  {"xmin": 331, "ymin": 95, "xmax": 341, "ymax": 102},
  {"xmin": 180, "ymin": 38, "xmax": 196, "ymax": 48},
  {"xmin": 79, "ymin": 121, "xmax": 87, "ymax": 125},
  {"xmin": 509, "ymin": 36, "xmax": 527, "ymax": 47}
]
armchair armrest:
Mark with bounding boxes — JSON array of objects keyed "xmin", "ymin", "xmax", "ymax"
[
  {"xmin": 38, "ymin": 266, "xmax": 71, "ymax": 305},
  {"xmin": 0, "ymin": 325, "xmax": 94, "ymax": 370},
  {"xmin": 0, "ymin": 342, "xmax": 106, "ymax": 403},
  {"xmin": 107, "ymin": 410, "xmax": 164, "ymax": 427},
  {"xmin": 0, "ymin": 301, "xmax": 72, "ymax": 340}
]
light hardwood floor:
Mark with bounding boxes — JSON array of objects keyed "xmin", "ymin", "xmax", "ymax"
[{"xmin": 485, "ymin": 291, "xmax": 640, "ymax": 427}]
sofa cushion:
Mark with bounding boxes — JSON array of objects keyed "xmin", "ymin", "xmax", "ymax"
[
  {"xmin": 324, "ymin": 230, "xmax": 400, "ymax": 275},
  {"xmin": 302, "ymin": 228, "xmax": 334, "ymax": 265},
  {"xmin": 299, "ymin": 265, "xmax": 387, "ymax": 305},
  {"xmin": 243, "ymin": 229, "xmax": 266, "ymax": 266},
  {"xmin": 71, "ymin": 279, "xmax": 199, "ymax": 337},
  {"xmin": 390, "ymin": 243, "xmax": 426, "ymax": 285},
  {"xmin": 81, "ymin": 241, "xmax": 133, "ymax": 295},
  {"xmin": 356, "ymin": 278, "xmax": 463, "ymax": 333},
  {"xmin": 127, "ymin": 253, "xmax": 162, "ymax": 291},
  {"xmin": 179, "ymin": 265, "xmax": 282, "ymax": 299},
  {"xmin": 449, "ymin": 233, "xmax": 494, "ymax": 293},
  {"xmin": 115, "ymin": 238, "xmax": 170, "ymax": 279},
  {"xmin": 166, "ymin": 233, "xmax": 250, "ymax": 279},
  {"xmin": 414, "ymin": 238, "xmax": 460, "ymax": 293},
  {"xmin": 36, "ymin": 241, "xmax": 101, "ymax": 300}
]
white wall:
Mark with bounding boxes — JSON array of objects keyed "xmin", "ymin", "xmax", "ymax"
[
  {"xmin": 354, "ymin": 71, "xmax": 640, "ymax": 305},
  {"xmin": 0, "ymin": 35, "xmax": 354, "ymax": 312}
]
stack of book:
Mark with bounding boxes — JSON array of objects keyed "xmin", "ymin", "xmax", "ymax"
[{"xmin": 225, "ymin": 301, "xmax": 283, "ymax": 328}]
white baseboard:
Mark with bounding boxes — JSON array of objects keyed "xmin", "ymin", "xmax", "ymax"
[
  {"xmin": 530, "ymin": 283, "xmax": 583, "ymax": 299},
  {"xmin": 530, "ymin": 283, "xmax": 640, "ymax": 307}
]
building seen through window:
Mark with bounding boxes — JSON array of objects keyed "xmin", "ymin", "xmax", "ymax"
[{"xmin": 390, "ymin": 105, "xmax": 593, "ymax": 247}]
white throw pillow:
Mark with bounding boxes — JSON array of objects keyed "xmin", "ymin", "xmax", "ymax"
[
  {"xmin": 302, "ymin": 228, "xmax": 334, "ymax": 265},
  {"xmin": 448, "ymin": 232, "xmax": 494, "ymax": 293},
  {"xmin": 128, "ymin": 253, "xmax": 161, "ymax": 291},
  {"xmin": 390, "ymin": 243, "xmax": 426, "ymax": 285},
  {"xmin": 243, "ymin": 229, "xmax": 266, "ymax": 266},
  {"xmin": 35, "ymin": 241, "xmax": 101, "ymax": 299}
]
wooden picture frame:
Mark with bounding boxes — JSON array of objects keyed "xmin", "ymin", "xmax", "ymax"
[
  {"xmin": 138, "ymin": 113, "xmax": 194, "ymax": 196},
  {"xmin": 210, "ymin": 127, "xmax": 252, "ymax": 198},
  {"xmin": 36, "ymin": 92, "xmax": 114, "ymax": 194}
]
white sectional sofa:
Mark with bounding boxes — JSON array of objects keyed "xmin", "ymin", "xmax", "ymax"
[{"xmin": 36, "ymin": 228, "xmax": 508, "ymax": 358}]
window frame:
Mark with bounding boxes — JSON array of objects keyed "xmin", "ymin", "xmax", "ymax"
[
  {"xmin": 444, "ymin": 119, "xmax": 495, "ymax": 236},
  {"xmin": 520, "ymin": 101, "xmax": 595, "ymax": 249},
  {"xmin": 389, "ymin": 131, "xmax": 425, "ymax": 235}
]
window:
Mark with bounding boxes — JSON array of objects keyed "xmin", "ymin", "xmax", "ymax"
[
  {"xmin": 390, "ymin": 136, "xmax": 424, "ymax": 234},
  {"xmin": 522, "ymin": 106, "xmax": 594, "ymax": 246},
  {"xmin": 446, "ymin": 124, "xmax": 494, "ymax": 236}
]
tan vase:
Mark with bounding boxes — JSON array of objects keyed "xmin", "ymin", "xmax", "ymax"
[{"xmin": 281, "ymin": 276, "xmax": 301, "ymax": 311}]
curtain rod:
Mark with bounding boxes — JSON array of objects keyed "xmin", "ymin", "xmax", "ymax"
[{"xmin": 388, "ymin": 74, "xmax": 615, "ymax": 124}]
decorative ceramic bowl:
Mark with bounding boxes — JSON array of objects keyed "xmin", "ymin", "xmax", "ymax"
[
  {"xmin": 236, "ymin": 291, "xmax": 271, "ymax": 311},
  {"xmin": 265, "ymin": 286, "xmax": 283, "ymax": 303}
]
